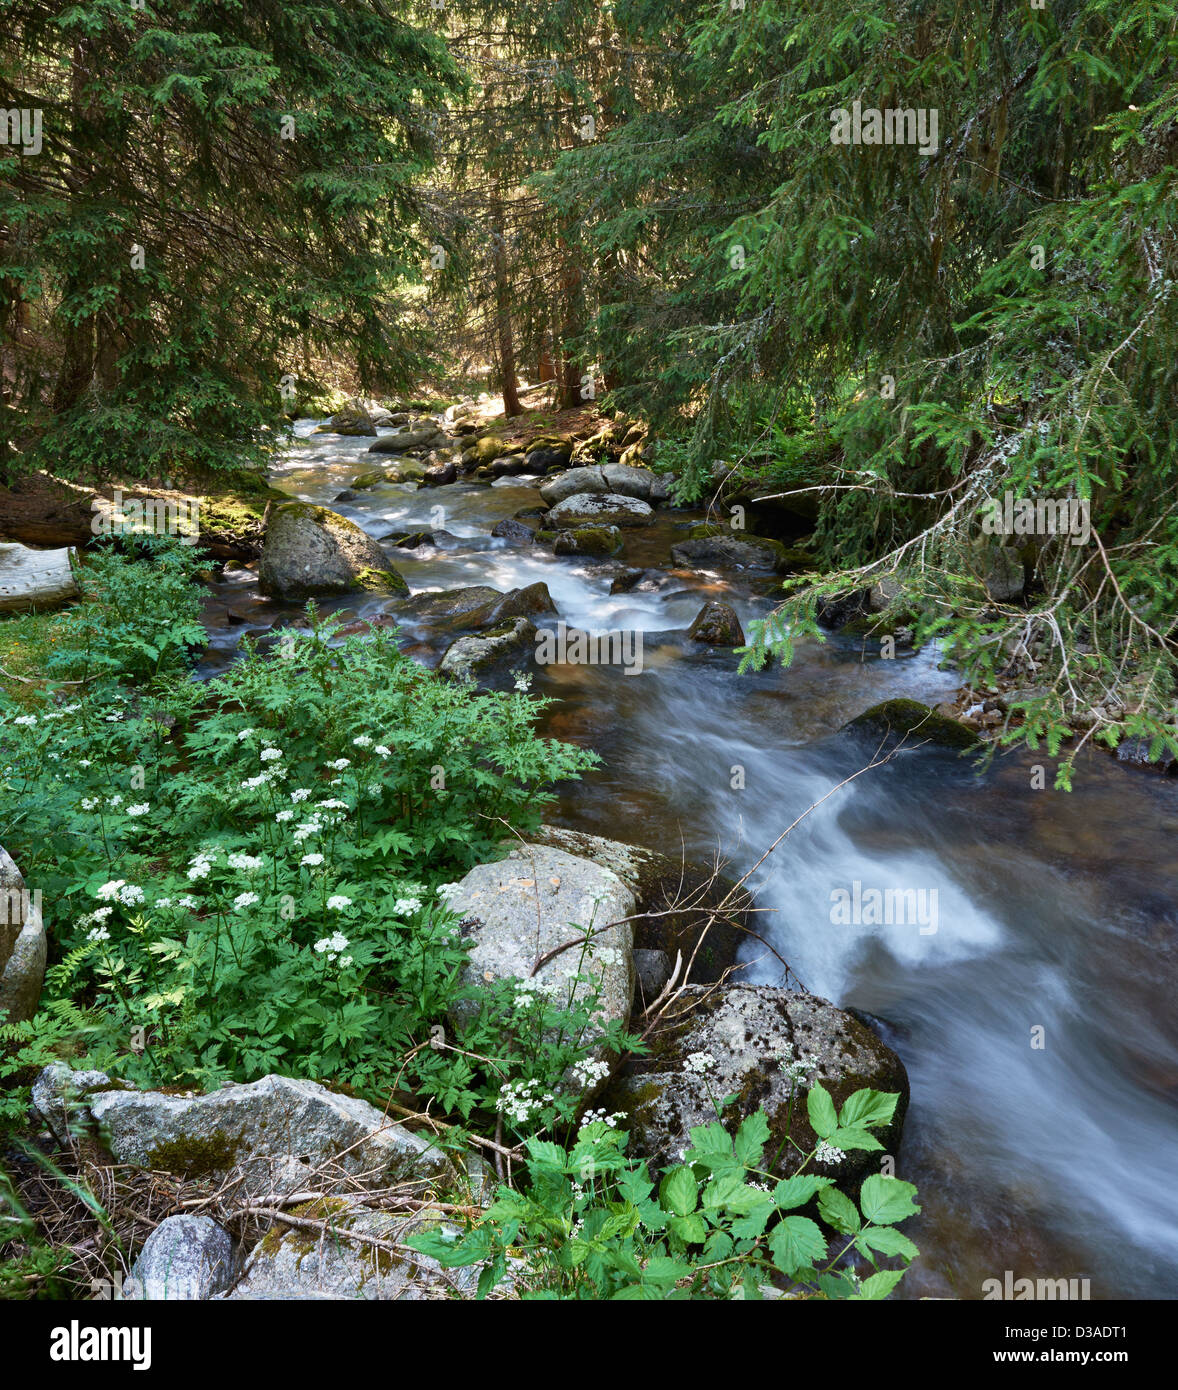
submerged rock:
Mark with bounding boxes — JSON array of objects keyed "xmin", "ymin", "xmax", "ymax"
[
  {"xmin": 670, "ymin": 534, "xmax": 786, "ymax": 571},
  {"xmin": 258, "ymin": 503, "xmax": 407, "ymax": 601},
  {"xmin": 842, "ymin": 698, "xmax": 981, "ymax": 751},
  {"xmin": 607, "ymin": 984, "xmax": 909, "ymax": 1183},
  {"xmin": 553, "ymin": 526, "xmax": 623, "ymax": 557}
]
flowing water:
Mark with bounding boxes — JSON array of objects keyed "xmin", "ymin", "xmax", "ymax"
[{"xmin": 201, "ymin": 421, "xmax": 1178, "ymax": 1299}]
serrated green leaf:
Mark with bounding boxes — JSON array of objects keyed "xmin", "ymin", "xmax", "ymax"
[
  {"xmin": 806, "ymin": 1082, "xmax": 838, "ymax": 1138},
  {"xmin": 859, "ymin": 1175, "xmax": 920, "ymax": 1225}
]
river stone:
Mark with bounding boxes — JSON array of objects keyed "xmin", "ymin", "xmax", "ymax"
[
  {"xmin": 421, "ymin": 460, "xmax": 458, "ymax": 487},
  {"xmin": 528, "ymin": 826, "xmax": 752, "ymax": 985},
  {"xmin": 382, "ymin": 459, "xmax": 429, "ymax": 483},
  {"xmin": 540, "ymin": 465, "xmax": 657, "ymax": 507},
  {"xmin": 539, "ymin": 466, "xmax": 609, "ymax": 506},
  {"xmin": 607, "ymin": 984, "xmax": 909, "ymax": 1183},
  {"xmin": 553, "ymin": 526, "xmax": 623, "ymax": 557},
  {"xmin": 226, "ymin": 1199, "xmax": 481, "ymax": 1301},
  {"xmin": 0, "ymin": 845, "xmax": 46, "ymax": 1025},
  {"xmin": 398, "ymin": 584, "xmax": 555, "ymax": 634},
  {"xmin": 84, "ymin": 1074, "xmax": 455, "ymax": 1195},
  {"xmin": 124, "ymin": 1215, "xmax": 236, "ymax": 1301},
  {"xmin": 437, "ymin": 616, "xmax": 537, "ymax": 689},
  {"xmin": 258, "ymin": 503, "xmax": 407, "ymax": 601},
  {"xmin": 547, "ymin": 493, "xmax": 654, "ymax": 529},
  {"xmin": 687, "ymin": 601, "xmax": 745, "ymax": 647},
  {"xmin": 670, "ymin": 534, "xmax": 786, "ymax": 571},
  {"xmin": 491, "ymin": 518, "xmax": 534, "ymax": 545},
  {"xmin": 368, "ymin": 427, "xmax": 443, "ymax": 453},
  {"xmin": 602, "ymin": 463, "xmax": 657, "ymax": 500},
  {"xmin": 474, "ymin": 582, "xmax": 557, "ymax": 626},
  {"xmin": 314, "ymin": 400, "xmax": 378, "ymax": 436},
  {"xmin": 842, "ymin": 698, "xmax": 981, "ymax": 751},
  {"xmin": 634, "ymin": 949, "xmax": 673, "ymax": 1002},
  {"xmin": 445, "ymin": 845, "xmax": 636, "ymax": 1096},
  {"xmin": 398, "ymin": 585, "xmax": 503, "ymax": 625}
]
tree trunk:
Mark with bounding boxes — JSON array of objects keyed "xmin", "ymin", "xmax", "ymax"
[{"xmin": 492, "ymin": 208, "xmax": 521, "ymax": 416}]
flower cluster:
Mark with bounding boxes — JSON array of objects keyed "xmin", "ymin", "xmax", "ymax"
[
  {"xmin": 572, "ymin": 1057, "xmax": 611, "ymax": 1088},
  {"xmin": 814, "ymin": 1140, "xmax": 847, "ymax": 1166},
  {"xmin": 96, "ymin": 879, "xmax": 145, "ymax": 907},
  {"xmin": 683, "ymin": 1051, "xmax": 716, "ymax": 1075},
  {"xmin": 495, "ymin": 1078, "xmax": 554, "ymax": 1126},
  {"xmin": 314, "ymin": 931, "xmax": 352, "ymax": 967}
]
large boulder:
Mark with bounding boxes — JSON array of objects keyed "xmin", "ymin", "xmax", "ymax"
[
  {"xmin": 314, "ymin": 400, "xmax": 378, "ymax": 436},
  {"xmin": 368, "ymin": 427, "xmax": 444, "ymax": 454},
  {"xmin": 445, "ymin": 844, "xmax": 636, "ymax": 1097},
  {"xmin": 528, "ymin": 827, "xmax": 752, "ymax": 986},
  {"xmin": 539, "ymin": 465, "xmax": 658, "ymax": 507},
  {"xmin": 48, "ymin": 1072, "xmax": 456, "ymax": 1196},
  {"xmin": 0, "ymin": 845, "xmax": 46, "ymax": 1024},
  {"xmin": 546, "ymin": 493, "xmax": 654, "ymax": 529},
  {"xmin": 607, "ymin": 984, "xmax": 909, "ymax": 1184},
  {"xmin": 670, "ymin": 533, "xmax": 787, "ymax": 572},
  {"xmin": 258, "ymin": 503, "xmax": 407, "ymax": 601},
  {"xmin": 124, "ymin": 1215, "xmax": 237, "ymax": 1301},
  {"xmin": 437, "ymin": 616, "xmax": 537, "ymax": 689},
  {"xmin": 225, "ymin": 1198, "xmax": 481, "ymax": 1301}
]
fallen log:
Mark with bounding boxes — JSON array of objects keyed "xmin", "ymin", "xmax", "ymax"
[{"xmin": 0, "ymin": 542, "xmax": 79, "ymax": 613}]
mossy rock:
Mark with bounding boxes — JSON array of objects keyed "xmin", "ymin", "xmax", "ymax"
[
  {"xmin": 553, "ymin": 526, "xmax": 623, "ymax": 557},
  {"xmin": 606, "ymin": 984, "xmax": 909, "ymax": 1190},
  {"xmin": 258, "ymin": 502, "xmax": 408, "ymax": 601},
  {"xmin": 348, "ymin": 470, "xmax": 387, "ymax": 491},
  {"xmin": 842, "ymin": 698, "xmax": 980, "ymax": 750}
]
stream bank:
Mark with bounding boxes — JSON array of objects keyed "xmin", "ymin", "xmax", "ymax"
[{"xmin": 188, "ymin": 411, "xmax": 1178, "ymax": 1300}]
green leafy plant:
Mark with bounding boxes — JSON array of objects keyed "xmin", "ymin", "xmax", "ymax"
[{"xmin": 410, "ymin": 1083, "xmax": 919, "ymax": 1299}]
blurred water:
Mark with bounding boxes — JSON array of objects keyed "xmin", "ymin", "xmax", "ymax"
[{"xmin": 201, "ymin": 421, "xmax": 1178, "ymax": 1299}]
